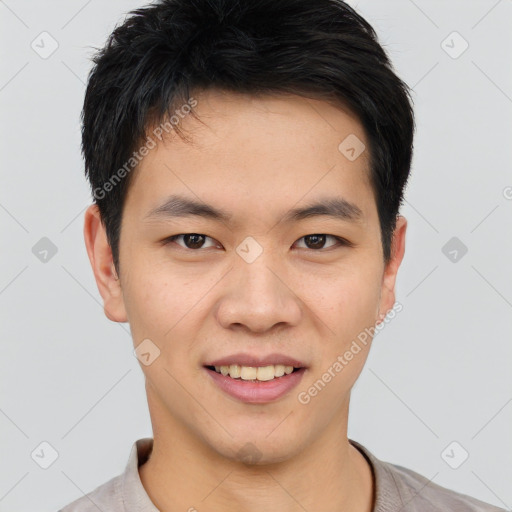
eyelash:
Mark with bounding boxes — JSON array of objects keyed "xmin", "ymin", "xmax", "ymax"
[{"xmin": 162, "ymin": 233, "xmax": 353, "ymax": 252}]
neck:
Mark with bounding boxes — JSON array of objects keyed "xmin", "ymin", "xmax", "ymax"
[{"xmin": 138, "ymin": 395, "xmax": 374, "ymax": 512}]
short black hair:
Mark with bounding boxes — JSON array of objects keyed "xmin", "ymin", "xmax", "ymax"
[{"xmin": 82, "ymin": 0, "xmax": 415, "ymax": 275}]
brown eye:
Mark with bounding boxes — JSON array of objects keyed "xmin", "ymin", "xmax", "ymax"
[
  {"xmin": 294, "ymin": 234, "xmax": 348, "ymax": 250},
  {"xmin": 162, "ymin": 233, "xmax": 351, "ymax": 252},
  {"xmin": 164, "ymin": 234, "xmax": 217, "ymax": 250}
]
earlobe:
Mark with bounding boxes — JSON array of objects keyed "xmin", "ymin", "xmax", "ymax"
[{"xmin": 83, "ymin": 204, "xmax": 128, "ymax": 323}]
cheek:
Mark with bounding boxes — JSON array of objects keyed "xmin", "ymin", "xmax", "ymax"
[
  {"xmin": 121, "ymin": 262, "xmax": 183, "ymax": 344},
  {"xmin": 122, "ymin": 261, "xmax": 218, "ymax": 352},
  {"xmin": 123, "ymin": 269, "xmax": 203, "ymax": 391},
  {"xmin": 123, "ymin": 277, "xmax": 165, "ymax": 333},
  {"xmin": 298, "ymin": 268, "xmax": 381, "ymax": 411},
  {"xmin": 338, "ymin": 281, "xmax": 381, "ymax": 336},
  {"xmin": 299, "ymin": 262, "xmax": 382, "ymax": 340}
]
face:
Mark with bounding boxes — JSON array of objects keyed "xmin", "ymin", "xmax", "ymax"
[{"xmin": 85, "ymin": 89, "xmax": 406, "ymax": 464}]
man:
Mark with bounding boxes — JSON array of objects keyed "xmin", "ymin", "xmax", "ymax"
[{"xmin": 59, "ymin": 0, "xmax": 505, "ymax": 510}]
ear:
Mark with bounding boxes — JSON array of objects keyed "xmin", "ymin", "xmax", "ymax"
[
  {"xmin": 83, "ymin": 204, "xmax": 128, "ymax": 323},
  {"xmin": 376, "ymin": 215, "xmax": 407, "ymax": 324}
]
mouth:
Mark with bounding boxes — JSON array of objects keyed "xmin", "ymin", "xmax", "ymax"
[
  {"xmin": 204, "ymin": 364, "xmax": 302, "ymax": 382},
  {"xmin": 205, "ymin": 364, "xmax": 303, "ymax": 382},
  {"xmin": 203, "ymin": 360, "xmax": 307, "ymax": 403}
]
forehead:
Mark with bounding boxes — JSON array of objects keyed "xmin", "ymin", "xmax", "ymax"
[{"xmin": 125, "ymin": 90, "xmax": 376, "ymax": 228}]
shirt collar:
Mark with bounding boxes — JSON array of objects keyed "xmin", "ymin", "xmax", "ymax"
[
  {"xmin": 121, "ymin": 437, "xmax": 159, "ymax": 511},
  {"xmin": 349, "ymin": 438, "xmax": 411, "ymax": 511}
]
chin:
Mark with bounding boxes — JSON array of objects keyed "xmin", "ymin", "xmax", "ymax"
[{"xmin": 208, "ymin": 428, "xmax": 304, "ymax": 466}]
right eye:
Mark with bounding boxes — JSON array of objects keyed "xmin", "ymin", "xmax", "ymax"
[{"xmin": 162, "ymin": 234, "xmax": 221, "ymax": 251}]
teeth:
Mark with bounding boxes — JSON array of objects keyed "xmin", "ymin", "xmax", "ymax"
[
  {"xmin": 212, "ymin": 364, "xmax": 299, "ymax": 381},
  {"xmin": 229, "ymin": 364, "xmax": 241, "ymax": 378},
  {"xmin": 274, "ymin": 364, "xmax": 285, "ymax": 377},
  {"xmin": 256, "ymin": 366, "xmax": 275, "ymax": 381},
  {"xmin": 240, "ymin": 366, "xmax": 257, "ymax": 380}
]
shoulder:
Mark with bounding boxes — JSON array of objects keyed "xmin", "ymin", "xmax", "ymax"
[
  {"xmin": 58, "ymin": 474, "xmax": 123, "ymax": 512},
  {"xmin": 381, "ymin": 460, "xmax": 506, "ymax": 511},
  {"xmin": 350, "ymin": 440, "xmax": 507, "ymax": 512}
]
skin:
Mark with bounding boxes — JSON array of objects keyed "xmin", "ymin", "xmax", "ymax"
[{"xmin": 84, "ymin": 89, "xmax": 407, "ymax": 512}]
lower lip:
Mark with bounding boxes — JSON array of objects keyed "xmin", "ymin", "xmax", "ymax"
[{"xmin": 204, "ymin": 367, "xmax": 306, "ymax": 404}]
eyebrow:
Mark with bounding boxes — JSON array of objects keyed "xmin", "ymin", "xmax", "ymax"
[{"xmin": 143, "ymin": 194, "xmax": 364, "ymax": 225}]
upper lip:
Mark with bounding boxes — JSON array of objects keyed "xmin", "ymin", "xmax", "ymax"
[{"xmin": 205, "ymin": 352, "xmax": 306, "ymax": 368}]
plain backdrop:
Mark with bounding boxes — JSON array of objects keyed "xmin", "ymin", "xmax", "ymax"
[{"xmin": 1, "ymin": 1, "xmax": 511, "ymax": 511}]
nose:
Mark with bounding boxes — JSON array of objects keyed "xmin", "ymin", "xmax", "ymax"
[{"xmin": 215, "ymin": 254, "xmax": 302, "ymax": 335}]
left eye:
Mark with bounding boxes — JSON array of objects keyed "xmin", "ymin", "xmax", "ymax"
[
  {"xmin": 163, "ymin": 233, "xmax": 349, "ymax": 251},
  {"xmin": 294, "ymin": 234, "xmax": 346, "ymax": 250}
]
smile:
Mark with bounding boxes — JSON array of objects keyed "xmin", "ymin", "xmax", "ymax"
[
  {"xmin": 207, "ymin": 364, "xmax": 300, "ymax": 381},
  {"xmin": 204, "ymin": 365, "xmax": 306, "ymax": 403}
]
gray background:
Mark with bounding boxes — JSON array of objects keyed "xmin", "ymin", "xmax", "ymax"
[{"xmin": 1, "ymin": 1, "xmax": 511, "ymax": 511}]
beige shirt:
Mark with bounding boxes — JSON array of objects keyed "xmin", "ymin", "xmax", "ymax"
[{"xmin": 58, "ymin": 438, "xmax": 506, "ymax": 511}]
